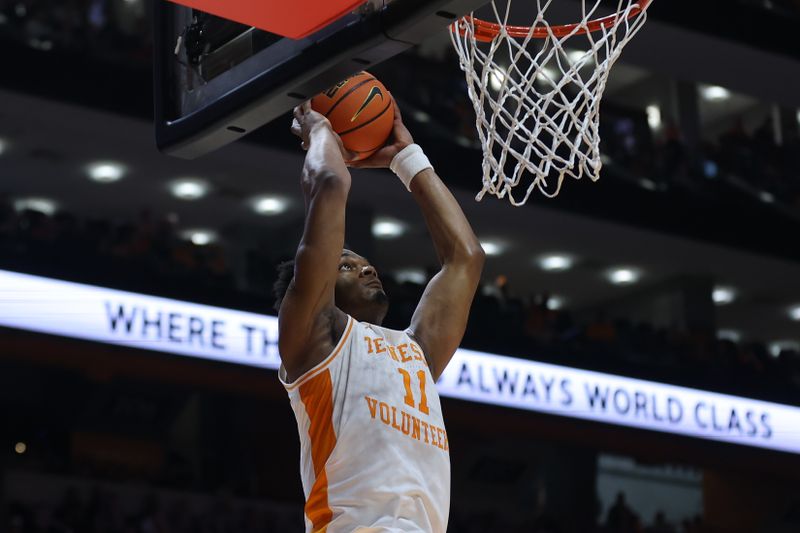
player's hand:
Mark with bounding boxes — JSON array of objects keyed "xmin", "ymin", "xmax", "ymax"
[
  {"xmin": 291, "ymin": 102, "xmax": 354, "ymax": 160},
  {"xmin": 347, "ymin": 96, "xmax": 415, "ymax": 169}
]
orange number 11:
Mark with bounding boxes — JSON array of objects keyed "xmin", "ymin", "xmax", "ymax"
[{"xmin": 397, "ymin": 368, "xmax": 430, "ymax": 415}]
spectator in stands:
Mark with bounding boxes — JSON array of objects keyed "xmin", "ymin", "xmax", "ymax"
[
  {"xmin": 646, "ymin": 510, "xmax": 676, "ymax": 533},
  {"xmin": 605, "ymin": 491, "xmax": 639, "ymax": 533}
]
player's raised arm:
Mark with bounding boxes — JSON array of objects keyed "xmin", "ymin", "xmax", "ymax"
[
  {"xmin": 349, "ymin": 99, "xmax": 485, "ymax": 380},
  {"xmin": 278, "ymin": 103, "xmax": 353, "ymax": 380},
  {"xmin": 406, "ymin": 166, "xmax": 484, "ymax": 380}
]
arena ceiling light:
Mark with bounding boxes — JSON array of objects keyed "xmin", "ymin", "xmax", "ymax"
[
  {"xmin": 372, "ymin": 217, "xmax": 406, "ymax": 239},
  {"xmin": 712, "ymin": 286, "xmax": 737, "ymax": 305},
  {"xmin": 567, "ymin": 49, "xmax": 592, "ymax": 65},
  {"xmin": 646, "ymin": 105, "xmax": 661, "ymax": 130},
  {"xmin": 13, "ymin": 197, "xmax": 57, "ymax": 216},
  {"xmin": 639, "ymin": 178, "xmax": 658, "ymax": 191},
  {"xmin": 547, "ymin": 296, "xmax": 566, "ymax": 310},
  {"xmin": 759, "ymin": 191, "xmax": 775, "ymax": 204},
  {"xmin": 393, "ymin": 268, "xmax": 427, "ymax": 285},
  {"xmin": 537, "ymin": 254, "xmax": 574, "ymax": 272},
  {"xmin": 717, "ymin": 329, "xmax": 741, "ymax": 343},
  {"xmin": 789, "ymin": 305, "xmax": 800, "ymax": 321},
  {"xmin": 412, "ymin": 111, "xmax": 431, "ymax": 123},
  {"xmin": 537, "ymin": 66, "xmax": 558, "ymax": 82},
  {"xmin": 480, "ymin": 240, "xmax": 506, "ymax": 256},
  {"xmin": 489, "ymin": 67, "xmax": 506, "ymax": 91},
  {"xmin": 607, "ymin": 267, "xmax": 641, "ymax": 285},
  {"xmin": 180, "ymin": 229, "xmax": 218, "ymax": 246},
  {"xmin": 251, "ymin": 195, "xmax": 288, "ymax": 215},
  {"xmin": 769, "ymin": 340, "xmax": 800, "ymax": 358},
  {"xmin": 87, "ymin": 161, "xmax": 126, "ymax": 183},
  {"xmin": 701, "ymin": 85, "xmax": 731, "ymax": 101},
  {"xmin": 169, "ymin": 178, "xmax": 210, "ymax": 200}
]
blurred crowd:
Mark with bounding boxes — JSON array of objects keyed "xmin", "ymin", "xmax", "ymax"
[
  {"xmin": 461, "ymin": 278, "xmax": 800, "ymax": 402},
  {"xmin": 2, "ymin": 481, "xmax": 300, "ymax": 533},
  {"xmin": 3, "ymin": 0, "xmax": 800, "ymax": 216},
  {"xmin": 374, "ymin": 51, "xmax": 800, "ymax": 216},
  {"xmin": 2, "ymin": 195, "xmax": 799, "ymax": 404},
  {"xmin": 0, "ymin": 0, "xmax": 152, "ymax": 62},
  {"xmin": 0, "ymin": 201, "xmax": 239, "ymax": 306},
  {"xmin": 1, "ymin": 482, "xmax": 706, "ymax": 533}
]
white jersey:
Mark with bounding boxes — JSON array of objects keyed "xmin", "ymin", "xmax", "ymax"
[{"xmin": 279, "ymin": 315, "xmax": 450, "ymax": 533}]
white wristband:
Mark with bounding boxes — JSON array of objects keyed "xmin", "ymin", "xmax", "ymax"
[{"xmin": 390, "ymin": 144, "xmax": 432, "ymax": 191}]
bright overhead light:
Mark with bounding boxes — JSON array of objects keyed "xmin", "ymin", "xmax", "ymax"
[
  {"xmin": 607, "ymin": 268, "xmax": 641, "ymax": 285},
  {"xmin": 537, "ymin": 66, "xmax": 557, "ymax": 82},
  {"xmin": 372, "ymin": 217, "xmax": 406, "ymax": 239},
  {"xmin": 413, "ymin": 111, "xmax": 431, "ymax": 123},
  {"xmin": 701, "ymin": 85, "xmax": 731, "ymax": 101},
  {"xmin": 251, "ymin": 195, "xmax": 288, "ymax": 215},
  {"xmin": 639, "ymin": 178, "xmax": 658, "ymax": 191},
  {"xmin": 769, "ymin": 340, "xmax": 799, "ymax": 358},
  {"xmin": 170, "ymin": 178, "xmax": 209, "ymax": 200},
  {"xmin": 703, "ymin": 160, "xmax": 719, "ymax": 179},
  {"xmin": 480, "ymin": 240, "xmax": 505, "ymax": 256},
  {"xmin": 717, "ymin": 329, "xmax": 741, "ymax": 343},
  {"xmin": 789, "ymin": 305, "xmax": 800, "ymax": 321},
  {"xmin": 28, "ymin": 38, "xmax": 53, "ymax": 51},
  {"xmin": 14, "ymin": 197, "xmax": 57, "ymax": 216},
  {"xmin": 87, "ymin": 162, "xmax": 125, "ymax": 183},
  {"xmin": 646, "ymin": 105, "xmax": 661, "ymax": 130},
  {"xmin": 181, "ymin": 229, "xmax": 218, "ymax": 246},
  {"xmin": 547, "ymin": 296, "xmax": 565, "ymax": 310},
  {"xmin": 759, "ymin": 191, "xmax": 775, "ymax": 204},
  {"xmin": 14, "ymin": 442, "xmax": 27, "ymax": 455},
  {"xmin": 394, "ymin": 268, "xmax": 427, "ymax": 285},
  {"xmin": 490, "ymin": 67, "xmax": 507, "ymax": 91},
  {"xmin": 538, "ymin": 254, "xmax": 574, "ymax": 271},
  {"xmin": 567, "ymin": 49, "xmax": 591, "ymax": 65},
  {"xmin": 712, "ymin": 286, "xmax": 737, "ymax": 305}
]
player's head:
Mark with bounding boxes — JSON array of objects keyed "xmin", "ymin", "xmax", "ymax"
[
  {"xmin": 335, "ymin": 249, "xmax": 388, "ymax": 324},
  {"xmin": 272, "ymin": 249, "xmax": 389, "ymax": 324}
]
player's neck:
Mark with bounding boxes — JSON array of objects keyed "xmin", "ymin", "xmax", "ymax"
[{"xmin": 340, "ymin": 306, "xmax": 387, "ymax": 326}]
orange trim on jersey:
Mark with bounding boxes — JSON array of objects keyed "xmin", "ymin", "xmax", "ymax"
[
  {"xmin": 299, "ymin": 370, "xmax": 337, "ymax": 532},
  {"xmin": 284, "ymin": 316, "xmax": 354, "ymax": 392}
]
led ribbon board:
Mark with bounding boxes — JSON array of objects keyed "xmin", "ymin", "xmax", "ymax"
[{"xmin": 1, "ymin": 269, "xmax": 798, "ymax": 454}]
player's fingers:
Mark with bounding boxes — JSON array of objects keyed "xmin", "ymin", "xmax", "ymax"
[
  {"xmin": 291, "ymin": 120, "xmax": 303, "ymax": 139},
  {"xmin": 389, "ymin": 93, "xmax": 403, "ymax": 121}
]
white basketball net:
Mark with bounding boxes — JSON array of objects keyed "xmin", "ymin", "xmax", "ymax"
[{"xmin": 450, "ymin": 0, "xmax": 652, "ymax": 204}]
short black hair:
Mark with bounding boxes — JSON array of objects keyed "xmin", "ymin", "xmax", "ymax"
[{"xmin": 272, "ymin": 259, "xmax": 295, "ymax": 312}]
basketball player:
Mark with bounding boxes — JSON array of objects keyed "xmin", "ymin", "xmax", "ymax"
[{"xmin": 273, "ymin": 99, "xmax": 484, "ymax": 532}]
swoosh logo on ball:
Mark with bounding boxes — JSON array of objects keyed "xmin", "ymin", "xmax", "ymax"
[{"xmin": 350, "ymin": 86, "xmax": 384, "ymax": 122}]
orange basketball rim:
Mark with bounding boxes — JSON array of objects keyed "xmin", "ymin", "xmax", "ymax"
[{"xmin": 457, "ymin": 0, "xmax": 653, "ymax": 42}]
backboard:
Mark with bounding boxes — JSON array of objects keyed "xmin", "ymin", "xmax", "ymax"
[{"xmin": 154, "ymin": 0, "xmax": 488, "ymax": 159}]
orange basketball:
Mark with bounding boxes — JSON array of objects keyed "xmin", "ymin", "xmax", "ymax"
[{"xmin": 311, "ymin": 72, "xmax": 394, "ymax": 161}]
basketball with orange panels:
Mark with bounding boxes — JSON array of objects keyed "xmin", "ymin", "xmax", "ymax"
[{"xmin": 312, "ymin": 72, "xmax": 394, "ymax": 161}]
